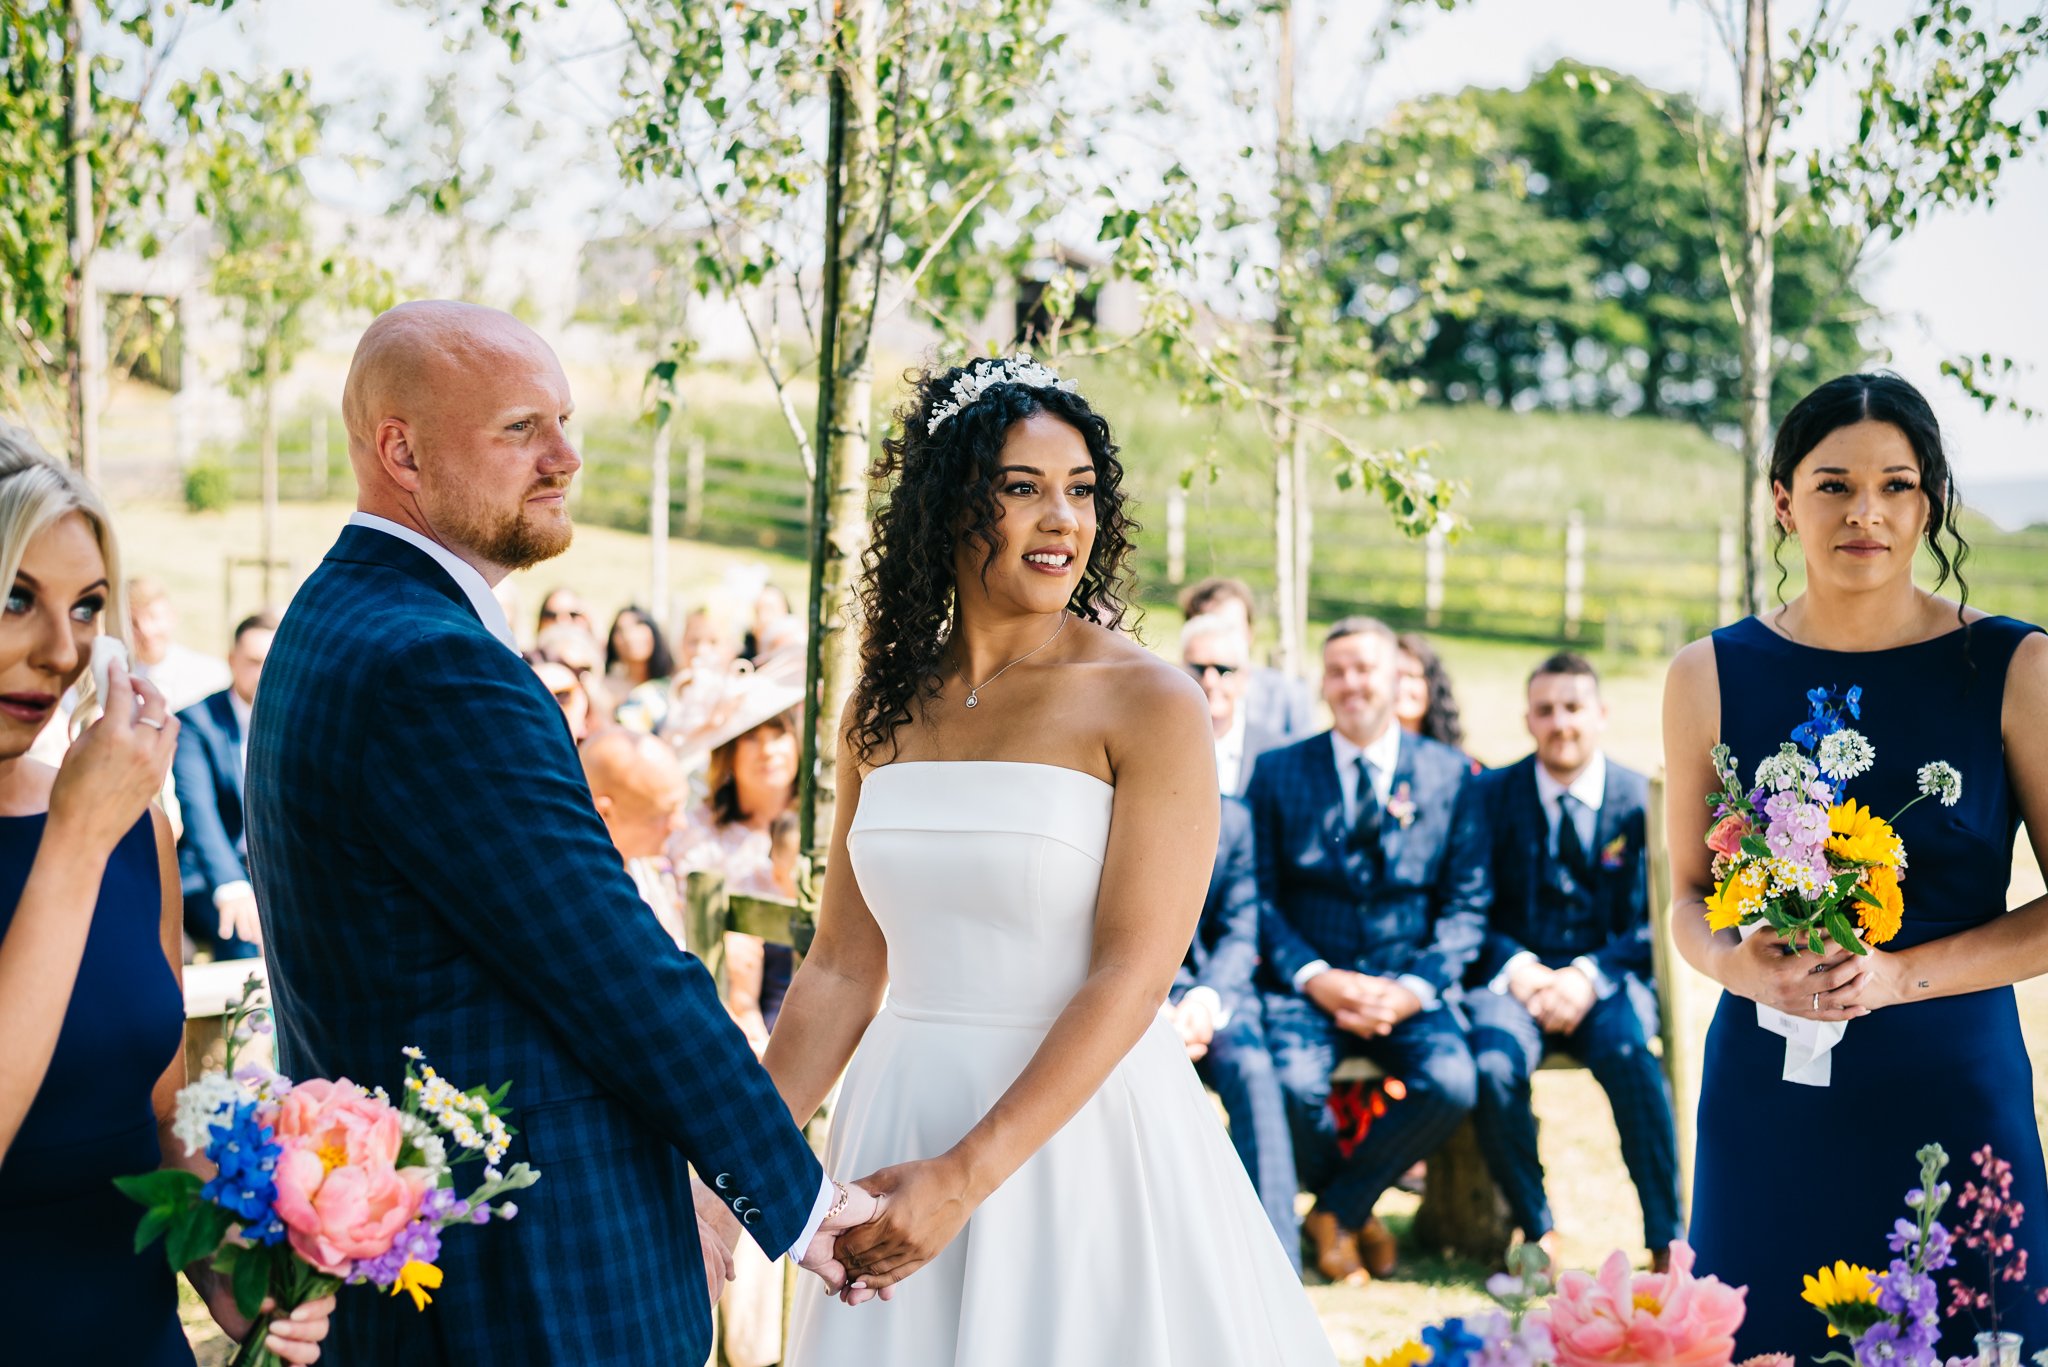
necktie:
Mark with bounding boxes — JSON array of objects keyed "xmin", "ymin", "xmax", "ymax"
[
  {"xmin": 1349, "ymin": 755, "xmax": 1383, "ymax": 851},
  {"xmin": 1556, "ymin": 792, "xmax": 1592, "ymax": 882}
]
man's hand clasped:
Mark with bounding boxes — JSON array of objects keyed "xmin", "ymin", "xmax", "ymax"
[
  {"xmin": 1305, "ymin": 968, "xmax": 1422, "ymax": 1038},
  {"xmin": 692, "ymin": 1174, "xmax": 906, "ymax": 1311}
]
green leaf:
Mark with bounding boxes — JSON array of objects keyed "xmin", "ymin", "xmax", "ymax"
[
  {"xmin": 1824, "ymin": 904, "xmax": 1869, "ymax": 956},
  {"xmin": 1739, "ymin": 835, "xmax": 1773, "ymax": 860},
  {"xmin": 114, "ymin": 1168, "xmax": 205, "ymax": 1211},
  {"xmin": 164, "ymin": 1200, "xmax": 237, "ymax": 1273},
  {"xmin": 231, "ymin": 1241, "xmax": 272, "ymax": 1321}
]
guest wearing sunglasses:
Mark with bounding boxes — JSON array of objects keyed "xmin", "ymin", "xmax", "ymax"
[
  {"xmin": 535, "ymin": 586, "xmax": 593, "ymax": 637},
  {"xmin": 1183, "ymin": 614, "xmax": 1285, "ymax": 800}
]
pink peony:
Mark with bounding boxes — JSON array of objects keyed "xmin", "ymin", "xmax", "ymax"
[
  {"xmin": 1706, "ymin": 813, "xmax": 1753, "ymax": 858},
  {"xmin": 1735, "ymin": 1357, "xmax": 1795, "ymax": 1367},
  {"xmin": 268, "ymin": 1079, "xmax": 428, "ymax": 1275},
  {"xmin": 271, "ymin": 1078, "xmax": 405, "ymax": 1169},
  {"xmin": 1549, "ymin": 1242, "xmax": 1746, "ymax": 1367}
]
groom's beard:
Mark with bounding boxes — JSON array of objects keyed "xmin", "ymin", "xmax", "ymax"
[{"xmin": 429, "ymin": 476, "xmax": 576, "ymax": 571}]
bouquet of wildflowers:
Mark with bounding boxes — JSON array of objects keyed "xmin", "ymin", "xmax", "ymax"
[
  {"xmin": 1361, "ymin": 1241, "xmax": 1761, "ymax": 1367},
  {"xmin": 1804, "ymin": 1142, "xmax": 2047, "ymax": 1367},
  {"xmin": 116, "ymin": 979, "xmax": 540, "ymax": 1367},
  {"xmin": 1702, "ymin": 684, "xmax": 1961, "ymax": 961}
]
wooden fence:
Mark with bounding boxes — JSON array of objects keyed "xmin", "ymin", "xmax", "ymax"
[{"xmin": 212, "ymin": 421, "xmax": 2048, "ymax": 654}]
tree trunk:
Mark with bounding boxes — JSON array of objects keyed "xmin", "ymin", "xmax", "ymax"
[
  {"xmin": 649, "ymin": 407, "xmax": 673, "ymax": 631},
  {"xmin": 1737, "ymin": 0, "xmax": 1778, "ymax": 615},
  {"xmin": 1411, "ymin": 1116, "xmax": 1514, "ymax": 1261},
  {"xmin": 1269, "ymin": 0, "xmax": 1304, "ymax": 677},
  {"xmin": 62, "ymin": 0, "xmax": 99, "ymax": 479},
  {"xmin": 260, "ymin": 331, "xmax": 280, "ymax": 606},
  {"xmin": 800, "ymin": 0, "xmax": 883, "ymax": 857}
]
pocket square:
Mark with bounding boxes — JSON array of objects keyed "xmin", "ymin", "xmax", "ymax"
[{"xmin": 1599, "ymin": 833, "xmax": 1629, "ymax": 869}]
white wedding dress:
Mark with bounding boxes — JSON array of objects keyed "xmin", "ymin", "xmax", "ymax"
[{"xmin": 786, "ymin": 761, "xmax": 1337, "ymax": 1367}]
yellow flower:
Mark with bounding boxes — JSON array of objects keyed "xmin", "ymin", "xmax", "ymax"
[
  {"xmin": 1363, "ymin": 1341, "xmax": 1431, "ymax": 1367},
  {"xmin": 1801, "ymin": 1260, "xmax": 1877, "ymax": 1335},
  {"xmin": 1705, "ymin": 863, "xmax": 1768, "ymax": 931},
  {"xmin": 390, "ymin": 1259, "xmax": 444, "ymax": 1312},
  {"xmin": 1827, "ymin": 800, "xmax": 1902, "ymax": 867},
  {"xmin": 1855, "ymin": 865, "xmax": 1904, "ymax": 945}
]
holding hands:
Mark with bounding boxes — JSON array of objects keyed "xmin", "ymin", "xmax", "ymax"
[{"xmin": 1719, "ymin": 926, "xmax": 1880, "ymax": 1020}]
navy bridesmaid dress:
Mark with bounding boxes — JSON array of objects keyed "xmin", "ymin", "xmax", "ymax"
[
  {"xmin": 1690, "ymin": 614, "xmax": 2048, "ymax": 1361},
  {"xmin": 0, "ymin": 811, "xmax": 193, "ymax": 1365}
]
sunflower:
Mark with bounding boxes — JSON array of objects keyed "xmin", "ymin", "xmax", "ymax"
[
  {"xmin": 1705, "ymin": 863, "xmax": 1768, "ymax": 932},
  {"xmin": 1363, "ymin": 1340, "xmax": 1431, "ymax": 1367},
  {"xmin": 1827, "ymin": 799, "xmax": 1903, "ymax": 867},
  {"xmin": 1801, "ymin": 1260, "xmax": 1878, "ymax": 1337},
  {"xmin": 1855, "ymin": 864, "xmax": 1905, "ymax": 945}
]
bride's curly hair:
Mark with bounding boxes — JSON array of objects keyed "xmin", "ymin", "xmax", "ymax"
[{"xmin": 849, "ymin": 359, "xmax": 1139, "ymax": 768}]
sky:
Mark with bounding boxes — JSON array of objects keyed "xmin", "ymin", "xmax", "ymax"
[{"xmin": 163, "ymin": 0, "xmax": 2047, "ymax": 511}]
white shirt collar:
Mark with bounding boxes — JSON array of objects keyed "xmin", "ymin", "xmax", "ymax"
[
  {"xmin": 1534, "ymin": 750, "xmax": 1607, "ymax": 815},
  {"xmin": 348, "ymin": 512, "xmax": 518, "ymax": 653},
  {"xmin": 228, "ymin": 689, "xmax": 253, "ymax": 735},
  {"xmin": 1332, "ymin": 721, "xmax": 1402, "ymax": 777}
]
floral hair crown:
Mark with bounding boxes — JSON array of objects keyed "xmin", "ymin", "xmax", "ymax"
[{"xmin": 925, "ymin": 353, "xmax": 1079, "ymax": 434}]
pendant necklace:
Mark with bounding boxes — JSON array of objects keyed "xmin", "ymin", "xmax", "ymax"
[{"xmin": 959, "ymin": 611, "xmax": 1069, "ymax": 710}]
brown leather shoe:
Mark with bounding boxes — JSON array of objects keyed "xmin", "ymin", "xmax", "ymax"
[
  {"xmin": 1358, "ymin": 1215, "xmax": 1399, "ymax": 1279},
  {"xmin": 1304, "ymin": 1209, "xmax": 1370, "ymax": 1286}
]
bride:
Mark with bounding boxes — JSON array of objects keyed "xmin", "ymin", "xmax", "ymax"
[{"xmin": 761, "ymin": 356, "xmax": 1337, "ymax": 1365}]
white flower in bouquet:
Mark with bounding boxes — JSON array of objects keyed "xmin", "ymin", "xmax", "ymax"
[
  {"xmin": 1816, "ymin": 729, "xmax": 1875, "ymax": 783},
  {"xmin": 171, "ymin": 1073, "xmax": 244, "ymax": 1157},
  {"xmin": 1917, "ymin": 761, "xmax": 1963, "ymax": 808},
  {"xmin": 1755, "ymin": 745, "xmax": 1820, "ymax": 794}
]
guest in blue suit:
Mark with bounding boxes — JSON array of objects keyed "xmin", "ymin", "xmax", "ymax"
[
  {"xmin": 1162, "ymin": 795, "xmax": 1299, "ymax": 1268},
  {"xmin": 244, "ymin": 301, "xmax": 876, "ymax": 1367},
  {"xmin": 1182, "ymin": 613, "xmax": 1286, "ymax": 798},
  {"xmin": 1463, "ymin": 652, "xmax": 1680, "ymax": 1269},
  {"xmin": 1179, "ymin": 576, "xmax": 1315, "ymax": 743},
  {"xmin": 1249, "ymin": 616, "xmax": 1488, "ymax": 1284},
  {"xmin": 169, "ymin": 611, "xmax": 274, "ymax": 961}
]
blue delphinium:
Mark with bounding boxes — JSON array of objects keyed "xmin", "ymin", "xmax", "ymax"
[
  {"xmin": 1793, "ymin": 684, "xmax": 1863, "ymax": 749},
  {"xmin": 200, "ymin": 1099, "xmax": 287, "ymax": 1244},
  {"xmin": 1423, "ymin": 1317, "xmax": 1488, "ymax": 1367}
]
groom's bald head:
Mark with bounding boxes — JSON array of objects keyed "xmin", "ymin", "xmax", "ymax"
[{"xmin": 342, "ymin": 300, "xmax": 580, "ymax": 577}]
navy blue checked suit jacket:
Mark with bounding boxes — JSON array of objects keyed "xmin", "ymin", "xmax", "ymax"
[
  {"xmin": 172, "ymin": 689, "xmax": 246, "ymax": 901},
  {"xmin": 1246, "ymin": 729, "xmax": 1489, "ymax": 995},
  {"xmin": 1173, "ymin": 796, "xmax": 1261, "ymax": 1006},
  {"xmin": 1466, "ymin": 754, "xmax": 1654, "ymax": 987},
  {"xmin": 245, "ymin": 527, "xmax": 822, "ymax": 1367}
]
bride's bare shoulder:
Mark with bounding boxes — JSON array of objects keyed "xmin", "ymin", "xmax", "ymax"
[{"xmin": 1068, "ymin": 621, "xmax": 1207, "ymax": 730}]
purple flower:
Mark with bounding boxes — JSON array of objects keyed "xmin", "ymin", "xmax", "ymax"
[
  {"xmin": 1888, "ymin": 1219, "xmax": 1921, "ymax": 1255},
  {"xmin": 354, "ymin": 1217, "xmax": 444, "ymax": 1288}
]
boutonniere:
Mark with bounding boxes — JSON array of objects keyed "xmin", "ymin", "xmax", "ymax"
[
  {"xmin": 1386, "ymin": 783, "xmax": 1417, "ymax": 829},
  {"xmin": 1599, "ymin": 833, "xmax": 1629, "ymax": 870}
]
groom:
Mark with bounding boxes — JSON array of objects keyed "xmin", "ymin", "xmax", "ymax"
[{"xmin": 246, "ymin": 301, "xmax": 871, "ymax": 1366}]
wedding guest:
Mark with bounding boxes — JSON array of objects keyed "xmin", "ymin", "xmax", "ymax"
[
  {"xmin": 1164, "ymin": 793, "xmax": 1301, "ymax": 1270},
  {"xmin": 0, "ymin": 429, "xmax": 334, "ymax": 1364},
  {"xmin": 1464, "ymin": 652, "xmax": 1679, "ymax": 1270},
  {"xmin": 1179, "ymin": 576, "xmax": 1315, "ymax": 741},
  {"xmin": 128, "ymin": 578, "xmax": 230, "ymax": 714},
  {"xmin": 742, "ymin": 583, "xmax": 794, "ymax": 663},
  {"xmin": 1396, "ymin": 632, "xmax": 1468, "ymax": 751},
  {"xmin": 1667, "ymin": 372, "xmax": 2048, "ymax": 1361},
  {"xmin": 1183, "ymin": 613, "xmax": 1284, "ymax": 799},
  {"xmin": 535, "ymin": 585, "xmax": 593, "ymax": 639},
  {"xmin": 535, "ymin": 619, "xmax": 615, "ymax": 720},
  {"xmin": 527, "ymin": 657, "xmax": 592, "ymax": 743},
  {"xmin": 606, "ymin": 604, "xmax": 675, "ymax": 733},
  {"xmin": 670, "ymin": 683, "xmax": 805, "ymax": 1048},
  {"xmin": 678, "ymin": 605, "xmax": 741, "ymax": 679},
  {"xmin": 579, "ymin": 727, "xmax": 690, "ymax": 950},
  {"xmin": 170, "ymin": 612, "xmax": 276, "ymax": 962},
  {"xmin": 1249, "ymin": 615, "xmax": 1488, "ymax": 1284}
]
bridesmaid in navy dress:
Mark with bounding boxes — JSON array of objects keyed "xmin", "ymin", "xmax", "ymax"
[
  {"xmin": 0, "ymin": 433, "xmax": 333, "ymax": 1363},
  {"xmin": 1664, "ymin": 375, "xmax": 2048, "ymax": 1361}
]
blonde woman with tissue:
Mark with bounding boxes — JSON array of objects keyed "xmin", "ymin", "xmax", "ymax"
[{"xmin": 0, "ymin": 427, "xmax": 334, "ymax": 1364}]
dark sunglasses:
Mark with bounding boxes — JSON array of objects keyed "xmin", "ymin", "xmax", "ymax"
[{"xmin": 1183, "ymin": 661, "xmax": 1240, "ymax": 680}]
